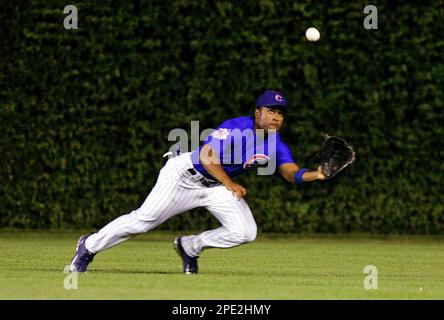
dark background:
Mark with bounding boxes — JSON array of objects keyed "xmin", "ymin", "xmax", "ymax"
[{"xmin": 1, "ymin": 1, "xmax": 443, "ymax": 233}]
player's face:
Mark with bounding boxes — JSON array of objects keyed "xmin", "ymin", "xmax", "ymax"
[{"xmin": 255, "ymin": 107, "xmax": 285, "ymax": 132}]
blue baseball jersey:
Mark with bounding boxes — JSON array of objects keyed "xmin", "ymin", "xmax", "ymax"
[{"xmin": 191, "ymin": 116, "xmax": 295, "ymax": 179}]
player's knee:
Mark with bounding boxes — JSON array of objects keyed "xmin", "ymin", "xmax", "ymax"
[
  {"xmin": 235, "ymin": 225, "xmax": 257, "ymax": 243},
  {"xmin": 129, "ymin": 210, "xmax": 156, "ymax": 233},
  {"xmin": 245, "ymin": 225, "xmax": 257, "ymax": 242}
]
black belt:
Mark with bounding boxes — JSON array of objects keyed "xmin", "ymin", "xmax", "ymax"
[
  {"xmin": 187, "ymin": 168, "xmax": 219, "ymax": 187},
  {"xmin": 187, "ymin": 168, "xmax": 198, "ymax": 175}
]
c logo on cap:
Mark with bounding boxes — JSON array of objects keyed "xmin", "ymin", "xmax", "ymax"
[{"xmin": 275, "ymin": 95, "xmax": 283, "ymax": 102}]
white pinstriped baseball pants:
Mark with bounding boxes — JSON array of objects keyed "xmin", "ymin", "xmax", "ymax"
[{"xmin": 85, "ymin": 152, "xmax": 257, "ymax": 257}]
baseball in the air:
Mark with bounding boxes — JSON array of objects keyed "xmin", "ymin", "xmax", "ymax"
[{"xmin": 306, "ymin": 27, "xmax": 320, "ymax": 42}]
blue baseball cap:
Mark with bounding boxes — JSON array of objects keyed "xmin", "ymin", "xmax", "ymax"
[{"xmin": 255, "ymin": 90, "xmax": 287, "ymax": 109}]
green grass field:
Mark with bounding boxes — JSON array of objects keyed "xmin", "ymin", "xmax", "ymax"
[{"xmin": 0, "ymin": 230, "xmax": 443, "ymax": 299}]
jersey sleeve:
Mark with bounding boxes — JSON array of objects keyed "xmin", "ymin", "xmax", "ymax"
[{"xmin": 276, "ymin": 141, "xmax": 296, "ymax": 167}]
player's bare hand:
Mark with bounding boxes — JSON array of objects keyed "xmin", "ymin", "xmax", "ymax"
[
  {"xmin": 224, "ymin": 182, "xmax": 247, "ymax": 200},
  {"xmin": 317, "ymin": 166, "xmax": 326, "ymax": 180}
]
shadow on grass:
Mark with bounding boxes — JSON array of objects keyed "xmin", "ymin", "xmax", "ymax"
[
  {"xmin": 7, "ymin": 266, "xmax": 179, "ymax": 275},
  {"xmin": 91, "ymin": 268, "xmax": 179, "ymax": 275}
]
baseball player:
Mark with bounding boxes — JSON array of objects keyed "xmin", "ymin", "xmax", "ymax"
[{"xmin": 70, "ymin": 89, "xmax": 326, "ymax": 274}]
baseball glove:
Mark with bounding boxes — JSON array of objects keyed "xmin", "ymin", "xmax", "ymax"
[{"xmin": 319, "ymin": 135, "xmax": 356, "ymax": 179}]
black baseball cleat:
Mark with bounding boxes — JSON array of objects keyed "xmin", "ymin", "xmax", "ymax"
[
  {"xmin": 174, "ymin": 236, "xmax": 198, "ymax": 274},
  {"xmin": 69, "ymin": 234, "xmax": 96, "ymax": 272}
]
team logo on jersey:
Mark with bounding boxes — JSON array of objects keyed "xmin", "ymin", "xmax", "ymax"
[
  {"xmin": 211, "ymin": 128, "xmax": 230, "ymax": 140},
  {"xmin": 275, "ymin": 94, "xmax": 283, "ymax": 102},
  {"xmin": 243, "ymin": 154, "xmax": 270, "ymax": 170}
]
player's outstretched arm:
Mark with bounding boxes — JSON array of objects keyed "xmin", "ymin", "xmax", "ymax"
[
  {"xmin": 199, "ymin": 144, "xmax": 247, "ymax": 199},
  {"xmin": 278, "ymin": 163, "xmax": 325, "ymax": 185}
]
